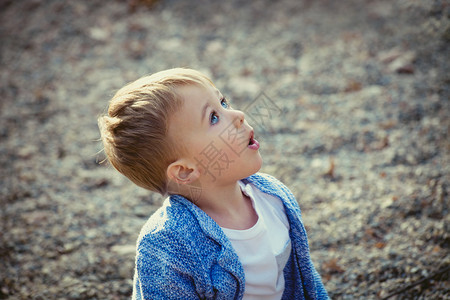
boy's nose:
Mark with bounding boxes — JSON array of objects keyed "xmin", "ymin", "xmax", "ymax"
[{"xmin": 232, "ymin": 110, "xmax": 245, "ymax": 128}]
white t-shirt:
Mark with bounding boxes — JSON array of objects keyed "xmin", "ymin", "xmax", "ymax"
[{"xmin": 221, "ymin": 181, "xmax": 291, "ymax": 300}]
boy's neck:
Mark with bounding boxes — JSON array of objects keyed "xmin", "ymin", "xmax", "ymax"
[{"xmin": 195, "ymin": 181, "xmax": 258, "ymax": 230}]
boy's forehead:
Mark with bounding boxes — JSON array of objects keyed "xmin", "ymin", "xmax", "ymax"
[
  {"xmin": 171, "ymin": 84, "xmax": 221, "ymax": 128},
  {"xmin": 169, "ymin": 85, "xmax": 213, "ymax": 138}
]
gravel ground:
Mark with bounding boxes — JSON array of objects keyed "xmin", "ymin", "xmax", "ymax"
[{"xmin": 1, "ymin": 0, "xmax": 449, "ymax": 299}]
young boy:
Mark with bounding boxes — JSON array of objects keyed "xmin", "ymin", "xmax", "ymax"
[{"xmin": 98, "ymin": 68, "xmax": 329, "ymax": 299}]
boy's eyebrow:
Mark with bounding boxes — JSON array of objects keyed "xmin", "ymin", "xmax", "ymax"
[{"xmin": 201, "ymin": 102, "xmax": 210, "ymax": 124}]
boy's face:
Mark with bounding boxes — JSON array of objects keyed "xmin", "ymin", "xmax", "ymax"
[{"xmin": 168, "ymin": 84, "xmax": 262, "ymax": 185}]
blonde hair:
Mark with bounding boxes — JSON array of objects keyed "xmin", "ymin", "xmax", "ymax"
[{"xmin": 98, "ymin": 68, "xmax": 213, "ymax": 194}]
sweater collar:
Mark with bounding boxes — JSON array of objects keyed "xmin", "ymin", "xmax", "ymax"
[{"xmin": 168, "ymin": 193, "xmax": 245, "ymax": 287}]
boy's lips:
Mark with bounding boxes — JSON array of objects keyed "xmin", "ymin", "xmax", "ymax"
[{"xmin": 248, "ymin": 130, "xmax": 260, "ymax": 150}]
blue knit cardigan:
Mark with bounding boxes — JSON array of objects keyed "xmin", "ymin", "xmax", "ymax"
[{"xmin": 132, "ymin": 173, "xmax": 329, "ymax": 299}]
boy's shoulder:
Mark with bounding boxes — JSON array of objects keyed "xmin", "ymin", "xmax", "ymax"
[
  {"xmin": 137, "ymin": 196, "xmax": 199, "ymax": 243},
  {"xmin": 135, "ymin": 194, "xmax": 225, "ymax": 250}
]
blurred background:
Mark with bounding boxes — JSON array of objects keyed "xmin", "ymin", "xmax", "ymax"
[{"xmin": 0, "ymin": 0, "xmax": 448, "ymax": 298}]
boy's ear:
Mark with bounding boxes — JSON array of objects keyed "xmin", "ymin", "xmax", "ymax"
[{"xmin": 166, "ymin": 159, "xmax": 200, "ymax": 184}]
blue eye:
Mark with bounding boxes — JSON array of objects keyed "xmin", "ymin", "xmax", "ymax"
[
  {"xmin": 221, "ymin": 98, "xmax": 229, "ymax": 109},
  {"xmin": 210, "ymin": 98, "xmax": 229, "ymax": 125},
  {"xmin": 210, "ymin": 112, "xmax": 219, "ymax": 125}
]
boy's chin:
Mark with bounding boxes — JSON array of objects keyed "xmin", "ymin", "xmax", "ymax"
[{"xmin": 242, "ymin": 157, "xmax": 263, "ymax": 178}]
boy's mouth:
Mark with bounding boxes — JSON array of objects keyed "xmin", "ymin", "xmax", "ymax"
[{"xmin": 248, "ymin": 131, "xmax": 260, "ymax": 150}]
